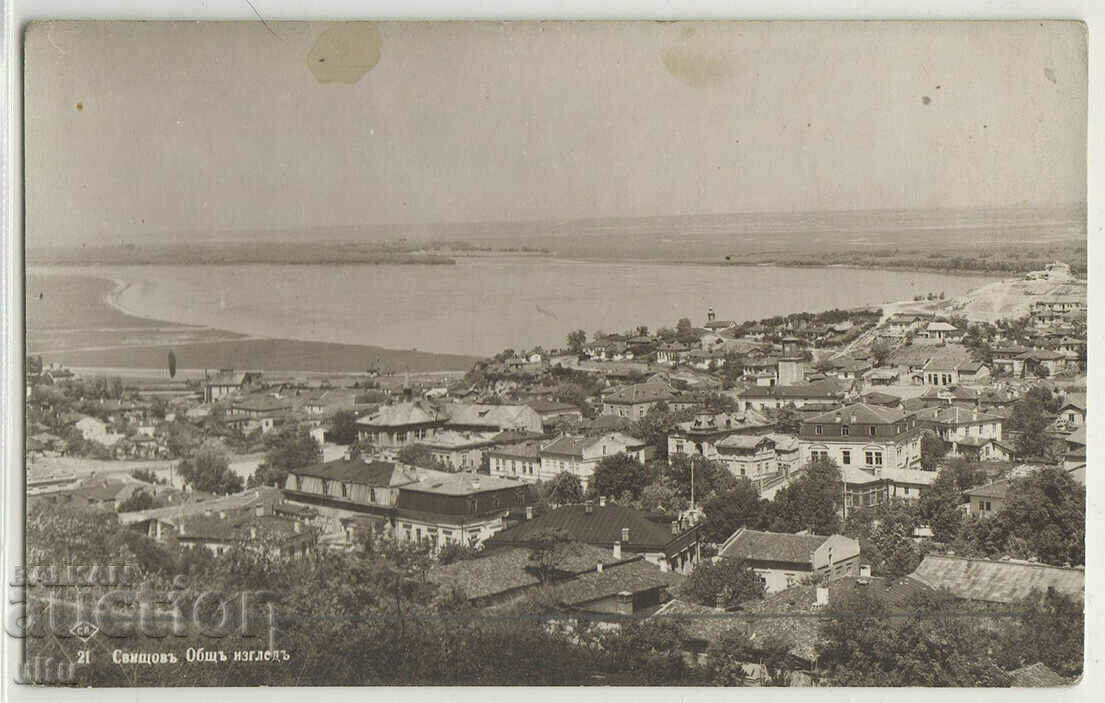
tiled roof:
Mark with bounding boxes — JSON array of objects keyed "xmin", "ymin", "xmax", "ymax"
[
  {"xmin": 739, "ymin": 379, "xmax": 848, "ymax": 400},
  {"xmin": 489, "ymin": 504, "xmax": 688, "ymax": 551},
  {"xmin": 715, "ymin": 434, "xmax": 774, "ymax": 451},
  {"xmin": 545, "ymin": 557, "xmax": 684, "ymax": 608},
  {"xmin": 803, "ymin": 402, "xmax": 907, "ymax": 426},
  {"xmin": 444, "ymin": 404, "xmax": 541, "ymax": 430},
  {"xmin": 910, "ymin": 555, "xmax": 1084, "ymax": 604},
  {"xmin": 527, "ymin": 399, "xmax": 581, "ymax": 414},
  {"xmin": 860, "ymin": 391, "xmax": 902, "ymax": 406},
  {"xmin": 400, "ymin": 470, "xmax": 524, "ymax": 496},
  {"xmin": 488, "ymin": 439, "xmax": 544, "ymax": 460},
  {"xmin": 427, "ymin": 544, "xmax": 621, "ymax": 601},
  {"xmin": 357, "ymin": 401, "xmax": 443, "ymax": 427},
  {"xmin": 229, "ymin": 396, "xmax": 293, "ymax": 412},
  {"xmin": 603, "ymin": 382, "xmax": 676, "ymax": 405},
  {"xmin": 718, "ymin": 528, "xmax": 831, "ymax": 565},
  {"xmin": 1059, "ymin": 393, "xmax": 1086, "ymax": 411},
  {"xmin": 965, "ymin": 479, "xmax": 1012, "ymax": 499},
  {"xmin": 735, "ymin": 576, "xmax": 936, "ymax": 662},
  {"xmin": 913, "ymin": 406, "xmax": 1001, "ymax": 425},
  {"xmin": 291, "ymin": 458, "xmax": 415, "ymax": 486}
]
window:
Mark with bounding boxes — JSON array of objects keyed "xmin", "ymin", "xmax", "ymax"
[
  {"xmin": 841, "ymin": 425, "xmax": 849, "ymax": 436},
  {"xmin": 868, "ymin": 425, "xmax": 877, "ymax": 436},
  {"xmin": 397, "ymin": 431, "xmax": 407, "ymax": 442},
  {"xmin": 815, "ymin": 424, "xmax": 823, "ymax": 436},
  {"xmin": 841, "ymin": 449, "xmax": 851, "ymax": 465},
  {"xmin": 865, "ymin": 450, "xmax": 883, "ymax": 466}
]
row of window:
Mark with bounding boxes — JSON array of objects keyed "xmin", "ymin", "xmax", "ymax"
[{"xmin": 814, "ymin": 424, "xmax": 881, "ymax": 437}]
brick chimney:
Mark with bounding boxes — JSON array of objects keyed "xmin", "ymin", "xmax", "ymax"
[
  {"xmin": 612, "ymin": 540, "xmax": 622, "ymax": 560},
  {"xmin": 596, "ymin": 561, "xmax": 604, "ymax": 573},
  {"xmin": 671, "ymin": 520, "xmax": 680, "ymax": 535},
  {"xmin": 585, "ymin": 501, "xmax": 593, "ymax": 514},
  {"xmin": 599, "ymin": 495, "xmax": 606, "ymax": 507},
  {"xmin": 525, "ymin": 506, "xmax": 534, "ymax": 520},
  {"xmin": 621, "ymin": 527, "xmax": 630, "ymax": 543}
]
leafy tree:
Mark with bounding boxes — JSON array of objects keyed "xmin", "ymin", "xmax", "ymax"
[
  {"xmin": 676, "ymin": 317, "xmax": 697, "ymax": 344},
  {"xmin": 771, "ymin": 406, "xmax": 802, "ymax": 435},
  {"xmin": 765, "ymin": 459, "xmax": 842, "ymax": 535},
  {"xmin": 117, "ymin": 489, "xmax": 156, "ymax": 513},
  {"xmin": 700, "ymin": 478, "xmax": 765, "ymax": 542},
  {"xmin": 397, "ymin": 443, "xmax": 438, "ymax": 469},
  {"xmin": 628, "ymin": 403, "xmax": 694, "ymax": 459},
  {"xmin": 636, "ymin": 481, "xmax": 686, "ymax": 513},
  {"xmin": 919, "ymin": 433, "xmax": 947, "ymax": 470},
  {"xmin": 566, "ymin": 329, "xmax": 587, "ymax": 354},
  {"xmin": 869, "ymin": 341, "xmax": 891, "ymax": 367},
  {"xmin": 251, "ymin": 425, "xmax": 323, "ymax": 488},
  {"xmin": 545, "ymin": 471, "xmax": 583, "ymax": 505},
  {"xmin": 526, "ymin": 528, "xmax": 583, "ymax": 584},
  {"xmin": 177, "ymin": 444, "xmax": 242, "ymax": 495},
  {"xmin": 328, "ymin": 409, "xmax": 360, "ymax": 445},
  {"xmin": 818, "ymin": 589, "xmax": 1007, "ymax": 686},
  {"xmin": 591, "ymin": 453, "xmax": 648, "ymax": 501},
  {"xmin": 129, "ymin": 467, "xmax": 164, "ymax": 484},
  {"xmin": 667, "ymin": 454, "xmax": 739, "ymax": 508},
  {"xmin": 917, "ymin": 468, "xmax": 965, "ymax": 543},
  {"xmin": 845, "ymin": 501, "xmax": 922, "ymax": 577},
  {"xmin": 598, "ymin": 620, "xmax": 691, "ymax": 684},
  {"xmin": 994, "ymin": 588, "xmax": 1084, "ymax": 678},
  {"xmin": 681, "ymin": 558, "xmax": 765, "ymax": 608},
  {"xmin": 707, "ymin": 629, "xmax": 793, "ymax": 686},
  {"xmin": 167, "ymin": 349, "xmax": 177, "ymax": 379}
]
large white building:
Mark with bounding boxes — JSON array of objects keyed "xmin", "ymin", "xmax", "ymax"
[{"xmin": 798, "ymin": 403, "xmax": 923, "ymax": 470}]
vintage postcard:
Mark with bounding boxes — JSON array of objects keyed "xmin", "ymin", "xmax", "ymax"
[{"xmin": 14, "ymin": 20, "xmax": 1086, "ymax": 688}]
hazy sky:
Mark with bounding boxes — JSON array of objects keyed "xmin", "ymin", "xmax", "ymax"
[{"xmin": 25, "ymin": 20, "xmax": 1087, "ymax": 247}]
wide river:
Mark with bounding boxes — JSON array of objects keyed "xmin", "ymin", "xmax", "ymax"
[{"xmin": 33, "ymin": 259, "xmax": 1000, "ymax": 356}]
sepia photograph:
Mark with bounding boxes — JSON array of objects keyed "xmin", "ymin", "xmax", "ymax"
[{"xmin": 15, "ymin": 19, "xmax": 1087, "ymax": 688}]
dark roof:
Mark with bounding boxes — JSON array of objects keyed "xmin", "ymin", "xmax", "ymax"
[
  {"xmin": 427, "ymin": 544, "xmax": 619, "ymax": 601},
  {"xmin": 488, "ymin": 439, "xmax": 544, "ymax": 460},
  {"xmin": 910, "ymin": 555, "xmax": 1084, "ymax": 604},
  {"xmin": 964, "ymin": 479, "xmax": 1012, "ymax": 499},
  {"xmin": 860, "ymin": 391, "xmax": 902, "ymax": 406},
  {"xmin": 488, "ymin": 504, "xmax": 688, "ymax": 551},
  {"xmin": 545, "ymin": 557, "xmax": 684, "ymax": 608},
  {"xmin": 718, "ymin": 528, "xmax": 830, "ymax": 565},
  {"xmin": 527, "ymin": 399, "xmax": 581, "ymax": 414},
  {"xmin": 291, "ymin": 458, "xmax": 409, "ymax": 486}
]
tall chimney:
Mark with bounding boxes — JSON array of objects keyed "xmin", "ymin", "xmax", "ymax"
[
  {"xmin": 585, "ymin": 501, "xmax": 593, "ymax": 515},
  {"xmin": 612, "ymin": 541, "xmax": 622, "ymax": 560},
  {"xmin": 525, "ymin": 505, "xmax": 534, "ymax": 520},
  {"xmin": 621, "ymin": 527, "xmax": 630, "ymax": 543},
  {"xmin": 599, "ymin": 496, "xmax": 606, "ymax": 507},
  {"xmin": 671, "ymin": 520, "xmax": 679, "ymax": 536},
  {"xmin": 596, "ymin": 562, "xmax": 604, "ymax": 574}
]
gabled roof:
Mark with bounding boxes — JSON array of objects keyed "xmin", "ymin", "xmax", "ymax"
[
  {"xmin": 913, "ymin": 405, "xmax": 1001, "ymax": 426},
  {"xmin": 739, "ymin": 379, "xmax": 848, "ymax": 400},
  {"xmin": 427, "ymin": 544, "xmax": 619, "ymax": 601},
  {"xmin": 861, "ymin": 391, "xmax": 903, "ymax": 406},
  {"xmin": 718, "ymin": 528, "xmax": 833, "ymax": 565},
  {"xmin": 545, "ymin": 557, "xmax": 683, "ymax": 608},
  {"xmin": 290, "ymin": 458, "xmax": 417, "ymax": 486},
  {"xmin": 539, "ymin": 432, "xmax": 644, "ymax": 458},
  {"xmin": 602, "ymin": 382, "xmax": 676, "ymax": 405},
  {"xmin": 803, "ymin": 402, "xmax": 907, "ymax": 426},
  {"xmin": 926, "ymin": 321, "xmax": 959, "ymax": 332},
  {"xmin": 527, "ymin": 399, "xmax": 581, "ymax": 414},
  {"xmin": 488, "ymin": 439, "xmax": 545, "ymax": 460},
  {"xmin": 910, "ymin": 555, "xmax": 1084, "ymax": 604},
  {"xmin": 715, "ymin": 434, "xmax": 775, "ymax": 451},
  {"xmin": 489, "ymin": 504, "xmax": 689, "ymax": 551},
  {"xmin": 357, "ymin": 401, "xmax": 444, "ymax": 427},
  {"xmin": 1059, "ymin": 393, "xmax": 1086, "ymax": 412},
  {"xmin": 965, "ymin": 479, "xmax": 1012, "ymax": 499}
]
